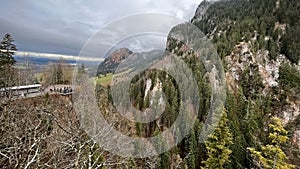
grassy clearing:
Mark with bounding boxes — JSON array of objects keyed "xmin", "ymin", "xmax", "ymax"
[
  {"xmin": 95, "ymin": 69, "xmax": 131, "ymax": 87},
  {"xmin": 95, "ymin": 73, "xmax": 113, "ymax": 87}
]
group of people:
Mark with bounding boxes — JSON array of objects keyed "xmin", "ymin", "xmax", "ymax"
[{"xmin": 49, "ymin": 86, "xmax": 73, "ymax": 94}]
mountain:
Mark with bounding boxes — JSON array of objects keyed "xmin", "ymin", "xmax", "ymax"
[
  {"xmin": 166, "ymin": 0, "xmax": 300, "ymax": 168},
  {"xmin": 3, "ymin": 0, "xmax": 299, "ymax": 168},
  {"xmin": 96, "ymin": 48, "xmax": 133, "ymax": 76},
  {"xmin": 191, "ymin": 0, "xmax": 210, "ymax": 23},
  {"xmin": 14, "ymin": 56, "xmax": 77, "ymax": 66},
  {"xmin": 193, "ymin": 0, "xmax": 300, "ymax": 64},
  {"xmin": 95, "ymin": 0, "xmax": 300, "ymax": 168}
]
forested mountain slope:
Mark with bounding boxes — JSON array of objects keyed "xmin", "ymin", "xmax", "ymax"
[
  {"xmin": 97, "ymin": 48, "xmax": 133, "ymax": 76},
  {"xmin": 1, "ymin": 0, "xmax": 299, "ymax": 168},
  {"xmin": 94, "ymin": 0, "xmax": 300, "ymax": 168},
  {"xmin": 188, "ymin": 0, "xmax": 300, "ymax": 167}
]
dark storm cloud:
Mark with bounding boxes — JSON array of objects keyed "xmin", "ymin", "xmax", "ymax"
[
  {"xmin": 0, "ymin": 0, "xmax": 200, "ymax": 57},
  {"xmin": 0, "ymin": 17, "xmax": 88, "ymax": 55}
]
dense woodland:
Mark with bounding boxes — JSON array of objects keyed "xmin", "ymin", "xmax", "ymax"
[
  {"xmin": 110, "ymin": 0, "xmax": 300, "ymax": 168},
  {"xmin": 0, "ymin": 0, "xmax": 300, "ymax": 168},
  {"xmin": 195, "ymin": 0, "xmax": 300, "ymax": 64}
]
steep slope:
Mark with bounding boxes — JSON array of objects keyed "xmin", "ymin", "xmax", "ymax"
[
  {"xmin": 194, "ymin": 0, "xmax": 300, "ymax": 64},
  {"xmin": 166, "ymin": 0, "xmax": 300, "ymax": 167},
  {"xmin": 191, "ymin": 0, "xmax": 300, "ymax": 116},
  {"xmin": 96, "ymin": 48, "xmax": 133, "ymax": 76},
  {"xmin": 95, "ymin": 0, "xmax": 300, "ymax": 168}
]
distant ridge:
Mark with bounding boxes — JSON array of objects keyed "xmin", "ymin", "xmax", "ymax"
[
  {"xmin": 96, "ymin": 48, "xmax": 133, "ymax": 76},
  {"xmin": 14, "ymin": 56, "xmax": 76, "ymax": 66}
]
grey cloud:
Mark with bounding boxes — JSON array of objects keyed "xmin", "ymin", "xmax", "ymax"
[
  {"xmin": 0, "ymin": 17, "xmax": 85, "ymax": 55},
  {"xmin": 79, "ymin": 13, "xmax": 185, "ymax": 58},
  {"xmin": 0, "ymin": 0, "xmax": 201, "ymax": 58}
]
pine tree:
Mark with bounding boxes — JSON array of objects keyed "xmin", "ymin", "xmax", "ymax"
[
  {"xmin": 152, "ymin": 129, "xmax": 171, "ymax": 169},
  {"xmin": 247, "ymin": 117, "xmax": 295, "ymax": 169},
  {"xmin": 185, "ymin": 129, "xmax": 197, "ymax": 169},
  {"xmin": 0, "ymin": 33, "xmax": 16, "ymax": 67},
  {"xmin": 202, "ymin": 109, "xmax": 233, "ymax": 169},
  {"xmin": 0, "ymin": 34, "xmax": 17, "ymax": 88}
]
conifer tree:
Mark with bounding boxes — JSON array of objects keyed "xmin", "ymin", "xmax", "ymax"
[
  {"xmin": 185, "ymin": 129, "xmax": 197, "ymax": 169},
  {"xmin": 0, "ymin": 33, "xmax": 16, "ymax": 67},
  {"xmin": 0, "ymin": 34, "xmax": 17, "ymax": 88},
  {"xmin": 247, "ymin": 117, "xmax": 295, "ymax": 169},
  {"xmin": 202, "ymin": 109, "xmax": 233, "ymax": 169}
]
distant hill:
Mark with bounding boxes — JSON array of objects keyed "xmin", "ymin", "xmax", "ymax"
[
  {"xmin": 14, "ymin": 56, "xmax": 76, "ymax": 66},
  {"xmin": 96, "ymin": 48, "xmax": 133, "ymax": 76}
]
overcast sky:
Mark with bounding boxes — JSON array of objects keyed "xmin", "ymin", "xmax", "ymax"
[{"xmin": 0, "ymin": 0, "xmax": 201, "ymax": 58}]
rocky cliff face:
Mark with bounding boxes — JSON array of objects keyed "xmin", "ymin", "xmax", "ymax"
[
  {"xmin": 187, "ymin": 0, "xmax": 300, "ymax": 162},
  {"xmin": 191, "ymin": 0, "xmax": 210, "ymax": 23},
  {"xmin": 225, "ymin": 42, "xmax": 288, "ymax": 92},
  {"xmin": 225, "ymin": 40, "xmax": 300, "ymax": 148}
]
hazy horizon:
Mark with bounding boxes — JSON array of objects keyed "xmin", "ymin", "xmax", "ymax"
[{"xmin": 0, "ymin": 0, "xmax": 201, "ymax": 60}]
